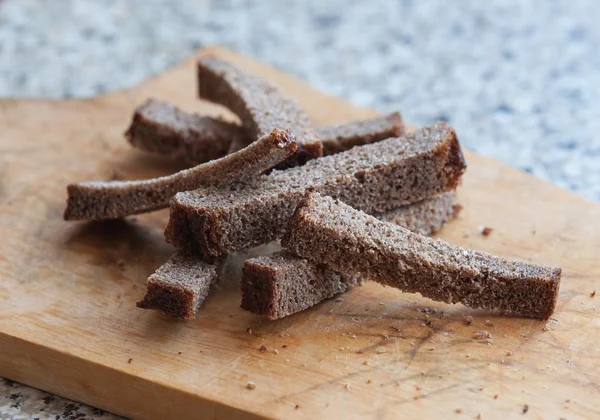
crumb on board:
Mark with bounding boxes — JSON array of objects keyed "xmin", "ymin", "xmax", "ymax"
[
  {"xmin": 336, "ymin": 298, "xmax": 343, "ymax": 302},
  {"xmin": 474, "ymin": 331, "xmax": 493, "ymax": 344},
  {"xmin": 295, "ymin": 404, "xmax": 299, "ymax": 410},
  {"xmin": 247, "ymin": 328, "xmax": 252, "ymax": 335},
  {"xmin": 127, "ymin": 358, "xmax": 133, "ymax": 364},
  {"xmin": 522, "ymin": 404, "xmax": 529, "ymax": 414},
  {"xmin": 484, "ymin": 320, "xmax": 493, "ymax": 326},
  {"xmin": 476, "ymin": 415, "xmax": 482, "ymax": 420},
  {"xmin": 506, "ymin": 351, "xmax": 513, "ymax": 356},
  {"xmin": 178, "ymin": 351, "xmax": 182, "ymax": 355},
  {"xmin": 246, "ymin": 382, "xmax": 256, "ymax": 390},
  {"xmin": 363, "ymin": 360, "xmax": 370, "ymax": 366},
  {"xmin": 345, "ymin": 383, "xmax": 350, "ymax": 390},
  {"xmin": 455, "ymin": 408, "xmax": 463, "ymax": 414},
  {"xmin": 591, "ymin": 290, "xmax": 596, "ymax": 298},
  {"xmin": 259, "ymin": 345, "xmax": 267, "ymax": 353},
  {"xmin": 366, "ymin": 379, "xmax": 372, "ymax": 384},
  {"xmin": 542, "ymin": 324, "xmax": 552, "ymax": 332},
  {"xmin": 282, "ymin": 344, "xmax": 288, "ymax": 348},
  {"xmin": 376, "ymin": 348, "xmax": 386, "ymax": 354},
  {"xmin": 273, "ymin": 349, "xmax": 279, "ymax": 354},
  {"xmin": 493, "ymin": 395, "xmax": 498, "ymax": 400},
  {"xmin": 464, "ymin": 316, "xmax": 473, "ymax": 325},
  {"xmin": 480, "ymin": 226, "xmax": 493, "ymax": 236}
]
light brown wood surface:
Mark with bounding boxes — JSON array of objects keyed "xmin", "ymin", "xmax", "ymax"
[{"xmin": 1, "ymin": 46, "xmax": 599, "ymax": 420}]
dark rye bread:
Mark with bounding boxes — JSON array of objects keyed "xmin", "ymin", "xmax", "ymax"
[
  {"xmin": 198, "ymin": 56, "xmax": 322, "ymax": 167},
  {"xmin": 242, "ymin": 192, "xmax": 460, "ymax": 319},
  {"xmin": 136, "ymin": 251, "xmax": 218, "ymax": 319},
  {"xmin": 227, "ymin": 112, "xmax": 405, "ymax": 155},
  {"xmin": 320, "ymin": 112, "xmax": 404, "ymax": 156},
  {"xmin": 125, "ymin": 98, "xmax": 246, "ymax": 164},
  {"xmin": 282, "ymin": 193, "xmax": 561, "ymax": 320},
  {"xmin": 241, "ymin": 251, "xmax": 359, "ymax": 320},
  {"xmin": 165, "ymin": 122, "xmax": 466, "ymax": 257},
  {"xmin": 375, "ymin": 191, "xmax": 460, "ymax": 236},
  {"xmin": 64, "ymin": 128, "xmax": 297, "ymax": 220}
]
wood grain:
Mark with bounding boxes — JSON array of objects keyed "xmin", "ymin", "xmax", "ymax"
[{"xmin": 1, "ymin": 46, "xmax": 599, "ymax": 420}]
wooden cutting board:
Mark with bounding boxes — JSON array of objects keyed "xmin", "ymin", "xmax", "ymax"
[{"xmin": 1, "ymin": 46, "xmax": 599, "ymax": 420}]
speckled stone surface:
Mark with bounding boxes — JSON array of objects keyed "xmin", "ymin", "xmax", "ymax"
[{"xmin": 0, "ymin": 0, "xmax": 598, "ymax": 418}]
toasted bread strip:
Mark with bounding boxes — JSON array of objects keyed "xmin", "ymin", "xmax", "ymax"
[
  {"xmin": 319, "ymin": 112, "xmax": 404, "ymax": 155},
  {"xmin": 125, "ymin": 98, "xmax": 246, "ymax": 164},
  {"xmin": 282, "ymin": 193, "xmax": 561, "ymax": 320},
  {"xmin": 64, "ymin": 128, "xmax": 297, "ymax": 220},
  {"xmin": 227, "ymin": 113, "xmax": 404, "ymax": 155},
  {"xmin": 242, "ymin": 192, "xmax": 460, "ymax": 319},
  {"xmin": 136, "ymin": 251, "xmax": 218, "ymax": 319},
  {"xmin": 165, "ymin": 122, "xmax": 466, "ymax": 257},
  {"xmin": 241, "ymin": 251, "xmax": 359, "ymax": 320},
  {"xmin": 198, "ymin": 56, "xmax": 322, "ymax": 167}
]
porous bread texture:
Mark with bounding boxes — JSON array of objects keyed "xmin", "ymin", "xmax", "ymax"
[
  {"xmin": 241, "ymin": 192, "xmax": 460, "ymax": 319},
  {"xmin": 64, "ymin": 128, "xmax": 297, "ymax": 220},
  {"xmin": 165, "ymin": 122, "xmax": 466, "ymax": 257},
  {"xmin": 125, "ymin": 98, "xmax": 246, "ymax": 164},
  {"xmin": 198, "ymin": 56, "xmax": 322, "ymax": 167},
  {"xmin": 136, "ymin": 251, "xmax": 219, "ymax": 319},
  {"xmin": 282, "ymin": 192, "xmax": 561, "ymax": 320}
]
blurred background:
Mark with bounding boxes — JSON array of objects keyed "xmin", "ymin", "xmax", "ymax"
[{"xmin": 0, "ymin": 0, "xmax": 599, "ymax": 417}]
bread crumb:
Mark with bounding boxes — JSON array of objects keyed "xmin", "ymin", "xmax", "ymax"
[
  {"xmin": 259, "ymin": 345, "xmax": 267, "ymax": 353},
  {"xmin": 351, "ymin": 334, "xmax": 357, "ymax": 339},
  {"xmin": 465, "ymin": 353, "xmax": 472, "ymax": 358},
  {"xmin": 379, "ymin": 302, "xmax": 384, "ymax": 305},
  {"xmin": 542, "ymin": 324, "xmax": 552, "ymax": 332},
  {"xmin": 479, "ymin": 388, "xmax": 484, "ymax": 391},
  {"xmin": 476, "ymin": 414, "xmax": 482, "ymax": 420},
  {"xmin": 428, "ymin": 347, "xmax": 435, "ymax": 351},
  {"xmin": 410, "ymin": 341, "xmax": 415, "ymax": 346},
  {"xmin": 345, "ymin": 383, "xmax": 350, "ymax": 390},
  {"xmin": 366, "ymin": 379, "xmax": 372, "ymax": 384},
  {"xmin": 356, "ymin": 349, "xmax": 364, "ymax": 354},
  {"xmin": 455, "ymin": 408, "xmax": 462, "ymax": 414},
  {"xmin": 363, "ymin": 361, "xmax": 370, "ymax": 365},
  {"xmin": 295, "ymin": 404, "xmax": 299, "ymax": 410},
  {"xmin": 416, "ymin": 386, "xmax": 421, "ymax": 390},
  {"xmin": 591, "ymin": 290, "xmax": 596, "ymax": 298},
  {"xmin": 246, "ymin": 382, "xmax": 256, "ymax": 390},
  {"xmin": 302, "ymin": 363, "xmax": 308, "ymax": 367},
  {"xmin": 376, "ymin": 348, "xmax": 386, "ymax": 354},
  {"xmin": 336, "ymin": 298, "xmax": 343, "ymax": 302},
  {"xmin": 178, "ymin": 352, "xmax": 182, "ymax": 355},
  {"xmin": 480, "ymin": 226, "xmax": 493, "ymax": 236},
  {"xmin": 282, "ymin": 344, "xmax": 287, "ymax": 348},
  {"xmin": 382, "ymin": 334, "xmax": 389, "ymax": 341},
  {"xmin": 474, "ymin": 331, "xmax": 492, "ymax": 343},
  {"xmin": 522, "ymin": 404, "xmax": 529, "ymax": 414},
  {"xmin": 247, "ymin": 328, "xmax": 252, "ymax": 335},
  {"xmin": 127, "ymin": 358, "xmax": 133, "ymax": 364},
  {"xmin": 484, "ymin": 320, "xmax": 493, "ymax": 326},
  {"xmin": 506, "ymin": 351, "xmax": 513, "ymax": 356},
  {"xmin": 464, "ymin": 316, "xmax": 473, "ymax": 325},
  {"xmin": 493, "ymin": 395, "xmax": 498, "ymax": 400},
  {"xmin": 273, "ymin": 349, "xmax": 279, "ymax": 354}
]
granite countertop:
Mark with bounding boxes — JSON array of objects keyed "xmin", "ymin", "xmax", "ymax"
[{"xmin": 1, "ymin": 0, "xmax": 598, "ymax": 418}]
